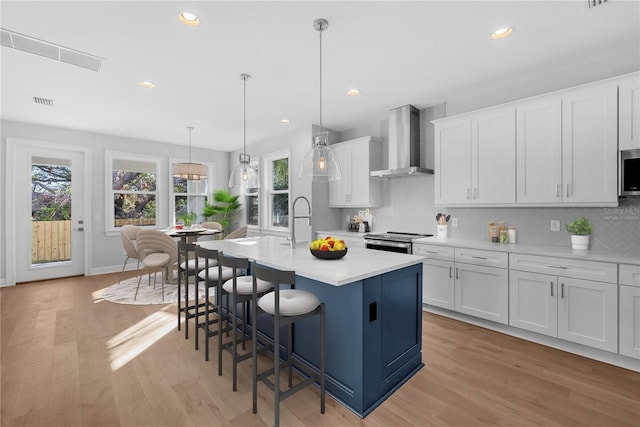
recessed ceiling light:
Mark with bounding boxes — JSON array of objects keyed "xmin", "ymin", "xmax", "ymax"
[
  {"xmin": 139, "ymin": 81, "xmax": 155, "ymax": 88},
  {"xmin": 179, "ymin": 12, "xmax": 200, "ymax": 26},
  {"xmin": 491, "ymin": 27, "xmax": 513, "ymax": 40},
  {"xmin": 347, "ymin": 89, "xmax": 361, "ymax": 96},
  {"xmin": 280, "ymin": 119, "xmax": 290, "ymax": 124}
]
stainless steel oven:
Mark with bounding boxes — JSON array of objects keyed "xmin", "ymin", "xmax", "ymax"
[{"xmin": 364, "ymin": 232, "xmax": 433, "ymax": 254}]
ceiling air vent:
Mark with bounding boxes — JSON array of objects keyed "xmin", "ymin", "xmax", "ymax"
[
  {"xmin": 0, "ymin": 27, "xmax": 103, "ymax": 71},
  {"xmin": 33, "ymin": 97, "xmax": 55, "ymax": 107},
  {"xmin": 587, "ymin": 0, "xmax": 608, "ymax": 8}
]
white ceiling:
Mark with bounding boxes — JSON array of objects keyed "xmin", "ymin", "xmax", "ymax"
[{"xmin": 1, "ymin": 0, "xmax": 639, "ymax": 152}]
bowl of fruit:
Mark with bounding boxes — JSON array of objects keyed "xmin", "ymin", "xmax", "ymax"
[{"xmin": 309, "ymin": 236, "xmax": 348, "ymax": 260}]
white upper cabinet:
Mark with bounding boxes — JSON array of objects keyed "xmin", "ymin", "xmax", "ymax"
[
  {"xmin": 619, "ymin": 73, "xmax": 640, "ymax": 151},
  {"xmin": 329, "ymin": 136, "xmax": 382, "ymax": 207},
  {"xmin": 516, "ymin": 96, "xmax": 562, "ymax": 203},
  {"xmin": 434, "ymin": 116, "xmax": 472, "ymax": 205},
  {"xmin": 561, "ymin": 82, "xmax": 618, "ymax": 204},
  {"xmin": 434, "ymin": 106, "xmax": 515, "ymax": 205},
  {"xmin": 436, "ymin": 75, "xmax": 622, "ymax": 207}
]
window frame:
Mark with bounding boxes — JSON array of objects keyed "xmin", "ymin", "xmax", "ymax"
[
  {"xmin": 243, "ymin": 158, "xmax": 260, "ymax": 230},
  {"xmin": 105, "ymin": 151, "xmax": 165, "ymax": 235},
  {"xmin": 168, "ymin": 157, "xmax": 216, "ymax": 226},
  {"xmin": 263, "ymin": 150, "xmax": 290, "ymax": 233}
]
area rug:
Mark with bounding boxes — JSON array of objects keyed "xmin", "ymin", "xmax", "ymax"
[{"xmin": 101, "ymin": 274, "xmax": 207, "ymax": 305}]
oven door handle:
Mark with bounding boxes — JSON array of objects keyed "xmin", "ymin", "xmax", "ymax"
[{"xmin": 364, "ymin": 239, "xmax": 412, "ymax": 250}]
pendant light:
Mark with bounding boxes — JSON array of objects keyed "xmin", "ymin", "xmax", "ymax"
[
  {"xmin": 298, "ymin": 18, "xmax": 342, "ymax": 182},
  {"xmin": 229, "ymin": 73, "xmax": 260, "ymax": 191},
  {"xmin": 173, "ymin": 126, "xmax": 208, "ymax": 180}
]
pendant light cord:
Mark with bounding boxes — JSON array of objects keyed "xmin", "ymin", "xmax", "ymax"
[
  {"xmin": 318, "ymin": 22, "xmax": 324, "ymax": 138},
  {"xmin": 187, "ymin": 126, "xmax": 193, "ymax": 163},
  {"xmin": 243, "ymin": 75, "xmax": 247, "ymax": 156}
]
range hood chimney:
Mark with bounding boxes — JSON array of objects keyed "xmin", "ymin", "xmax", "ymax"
[{"xmin": 370, "ymin": 104, "xmax": 433, "ymax": 177}]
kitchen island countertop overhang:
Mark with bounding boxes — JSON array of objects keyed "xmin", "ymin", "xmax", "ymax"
[{"xmin": 197, "ymin": 235, "xmax": 425, "ymax": 417}]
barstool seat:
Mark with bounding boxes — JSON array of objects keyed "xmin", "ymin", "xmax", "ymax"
[
  {"xmin": 222, "ymin": 275, "xmax": 272, "ymax": 295},
  {"xmin": 258, "ymin": 289, "xmax": 320, "ymax": 316}
]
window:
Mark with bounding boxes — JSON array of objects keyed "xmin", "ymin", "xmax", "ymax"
[
  {"xmin": 108, "ymin": 155, "xmax": 159, "ymax": 229},
  {"xmin": 244, "ymin": 160, "xmax": 260, "ymax": 227},
  {"xmin": 172, "ymin": 175, "xmax": 209, "ymax": 225},
  {"xmin": 266, "ymin": 152, "xmax": 289, "ymax": 229}
]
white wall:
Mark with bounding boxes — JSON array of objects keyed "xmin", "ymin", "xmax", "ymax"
[{"xmin": 1, "ymin": 119, "xmax": 229, "ymax": 282}]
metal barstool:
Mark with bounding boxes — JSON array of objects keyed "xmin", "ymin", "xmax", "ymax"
[
  {"xmin": 195, "ymin": 246, "xmax": 234, "ymax": 364},
  {"xmin": 218, "ymin": 253, "xmax": 272, "ymax": 391},
  {"xmin": 251, "ymin": 264, "xmax": 325, "ymax": 427},
  {"xmin": 177, "ymin": 242, "xmax": 208, "ymax": 338}
]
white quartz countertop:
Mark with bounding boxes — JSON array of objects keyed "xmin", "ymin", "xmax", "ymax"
[
  {"xmin": 413, "ymin": 236, "xmax": 640, "ymax": 265},
  {"xmin": 198, "ymin": 236, "xmax": 424, "ymax": 286}
]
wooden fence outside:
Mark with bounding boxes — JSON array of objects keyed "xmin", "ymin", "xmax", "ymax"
[
  {"xmin": 32, "ymin": 220, "xmax": 71, "ymax": 264},
  {"xmin": 114, "ymin": 218, "xmax": 156, "ymax": 227}
]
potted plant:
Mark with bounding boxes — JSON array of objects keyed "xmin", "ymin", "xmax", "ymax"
[
  {"xmin": 566, "ymin": 216, "xmax": 593, "ymax": 250},
  {"xmin": 202, "ymin": 189, "xmax": 242, "ymax": 237},
  {"xmin": 177, "ymin": 211, "xmax": 198, "ymax": 229}
]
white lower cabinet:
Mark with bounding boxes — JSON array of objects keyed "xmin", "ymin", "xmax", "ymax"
[
  {"xmin": 416, "ymin": 243, "xmax": 508, "ymax": 325},
  {"xmin": 619, "ymin": 264, "xmax": 640, "ymax": 359},
  {"xmin": 455, "ymin": 262, "xmax": 509, "ymax": 324},
  {"xmin": 509, "ymin": 253, "xmax": 618, "ymax": 353}
]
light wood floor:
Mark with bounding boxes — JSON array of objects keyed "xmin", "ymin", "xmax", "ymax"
[{"xmin": 1, "ymin": 272, "xmax": 639, "ymax": 427}]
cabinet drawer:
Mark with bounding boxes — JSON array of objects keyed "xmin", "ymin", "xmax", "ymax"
[
  {"xmin": 619, "ymin": 264, "xmax": 640, "ymax": 288},
  {"xmin": 413, "ymin": 244, "xmax": 454, "ymax": 261},
  {"xmin": 510, "ymin": 253, "xmax": 617, "ymax": 283},
  {"xmin": 454, "ymin": 248, "xmax": 508, "ymax": 268}
]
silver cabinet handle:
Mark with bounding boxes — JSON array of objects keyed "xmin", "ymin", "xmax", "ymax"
[
  {"xmin": 466, "ymin": 188, "xmax": 471, "ymax": 199},
  {"xmin": 566, "ymin": 183, "xmax": 570, "ymax": 198},
  {"xmin": 455, "ymin": 267, "xmax": 459, "ymax": 280},
  {"xmin": 561, "ymin": 283, "xmax": 565, "ymax": 299},
  {"xmin": 473, "ymin": 188, "xmax": 478, "ymax": 199},
  {"xmin": 550, "ymin": 281, "xmax": 554, "ymax": 297},
  {"xmin": 556, "ymin": 184, "xmax": 561, "ymax": 198},
  {"xmin": 449, "ymin": 266, "xmax": 452, "ymax": 278},
  {"xmin": 547, "ymin": 265, "xmax": 568, "ymax": 269},
  {"xmin": 471, "ymin": 255, "xmax": 487, "ymax": 260}
]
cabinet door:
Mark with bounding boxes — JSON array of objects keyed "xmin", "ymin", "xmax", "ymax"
[
  {"xmin": 329, "ymin": 144, "xmax": 351, "ymax": 206},
  {"xmin": 434, "ymin": 117, "xmax": 472, "ymax": 205},
  {"xmin": 423, "ymin": 259, "xmax": 455, "ymax": 310},
  {"xmin": 454, "ymin": 263, "xmax": 509, "ymax": 324},
  {"xmin": 471, "ymin": 107, "xmax": 516, "ymax": 204},
  {"xmin": 516, "ymin": 97, "xmax": 563, "ymax": 203},
  {"xmin": 557, "ymin": 277, "xmax": 618, "ymax": 352},
  {"xmin": 619, "ymin": 284, "xmax": 640, "ymax": 359},
  {"xmin": 509, "ymin": 270, "xmax": 558, "ymax": 337},
  {"xmin": 619, "ymin": 74, "xmax": 640, "ymax": 151},
  {"xmin": 562, "ymin": 83, "xmax": 618, "ymax": 203},
  {"xmin": 350, "ymin": 139, "xmax": 372, "ymax": 206}
]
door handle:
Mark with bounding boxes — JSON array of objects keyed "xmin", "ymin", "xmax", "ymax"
[{"xmin": 74, "ymin": 227, "xmax": 84, "ymax": 232}]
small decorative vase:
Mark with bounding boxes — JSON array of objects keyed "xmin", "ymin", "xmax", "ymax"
[
  {"xmin": 437, "ymin": 224, "xmax": 448, "ymax": 239},
  {"xmin": 571, "ymin": 234, "xmax": 590, "ymax": 250}
]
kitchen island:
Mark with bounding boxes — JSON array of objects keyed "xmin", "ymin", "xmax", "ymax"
[{"xmin": 198, "ymin": 236, "xmax": 424, "ymax": 417}]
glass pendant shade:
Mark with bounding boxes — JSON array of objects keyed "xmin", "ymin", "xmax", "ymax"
[
  {"xmin": 299, "ymin": 132, "xmax": 342, "ymax": 182},
  {"xmin": 173, "ymin": 126, "xmax": 207, "ymax": 180},
  {"xmin": 229, "ymin": 159, "xmax": 259, "ymax": 189}
]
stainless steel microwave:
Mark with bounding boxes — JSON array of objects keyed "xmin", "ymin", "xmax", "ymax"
[{"xmin": 620, "ymin": 149, "xmax": 640, "ymax": 197}]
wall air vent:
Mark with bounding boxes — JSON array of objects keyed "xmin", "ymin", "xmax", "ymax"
[
  {"xmin": 0, "ymin": 27, "xmax": 103, "ymax": 71},
  {"xmin": 587, "ymin": 0, "xmax": 608, "ymax": 8},
  {"xmin": 33, "ymin": 97, "xmax": 55, "ymax": 107}
]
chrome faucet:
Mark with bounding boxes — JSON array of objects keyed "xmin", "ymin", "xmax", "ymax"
[{"xmin": 291, "ymin": 195, "xmax": 312, "ymax": 248}]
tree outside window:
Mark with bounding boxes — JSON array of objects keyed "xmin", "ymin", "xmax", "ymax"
[{"xmin": 111, "ymin": 158, "xmax": 157, "ymax": 228}]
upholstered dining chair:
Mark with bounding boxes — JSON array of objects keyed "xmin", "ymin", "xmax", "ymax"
[
  {"xmin": 198, "ymin": 221, "xmax": 223, "ymax": 242},
  {"xmin": 225, "ymin": 225, "xmax": 248, "ymax": 240},
  {"xmin": 119, "ymin": 224, "xmax": 141, "ymax": 284},
  {"xmin": 135, "ymin": 229, "xmax": 178, "ymax": 301}
]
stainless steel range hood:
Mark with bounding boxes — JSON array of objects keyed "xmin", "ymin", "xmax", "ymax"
[{"xmin": 370, "ymin": 104, "xmax": 433, "ymax": 177}]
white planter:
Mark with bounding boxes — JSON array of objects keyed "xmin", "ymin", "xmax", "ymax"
[
  {"xmin": 437, "ymin": 224, "xmax": 448, "ymax": 239},
  {"xmin": 571, "ymin": 234, "xmax": 590, "ymax": 250}
]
